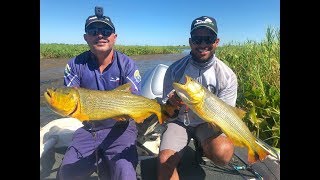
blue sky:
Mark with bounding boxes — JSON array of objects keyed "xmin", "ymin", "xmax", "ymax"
[{"xmin": 40, "ymin": 0, "xmax": 279, "ymax": 46}]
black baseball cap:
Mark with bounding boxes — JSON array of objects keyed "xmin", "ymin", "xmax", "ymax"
[
  {"xmin": 85, "ymin": 15, "xmax": 115, "ymax": 32},
  {"xmin": 190, "ymin": 16, "xmax": 218, "ymax": 35}
]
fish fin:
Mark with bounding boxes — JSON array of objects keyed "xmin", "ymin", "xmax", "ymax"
[
  {"xmin": 229, "ymin": 138, "xmax": 246, "ymax": 147},
  {"xmin": 156, "ymin": 112, "xmax": 165, "ymax": 124},
  {"xmin": 114, "ymin": 83, "xmax": 131, "ymax": 92},
  {"xmin": 208, "ymin": 122, "xmax": 218, "ymax": 128},
  {"xmin": 247, "ymin": 148, "xmax": 260, "ymax": 164},
  {"xmin": 114, "ymin": 114, "xmax": 150, "ymax": 123},
  {"xmin": 247, "ymin": 143, "xmax": 270, "ymax": 164},
  {"xmin": 230, "ymin": 106, "xmax": 247, "ymax": 119},
  {"xmin": 132, "ymin": 117, "xmax": 147, "ymax": 124},
  {"xmin": 73, "ymin": 114, "xmax": 89, "ymax": 122},
  {"xmin": 159, "ymin": 104, "xmax": 179, "ymax": 124},
  {"xmin": 255, "ymin": 138, "xmax": 279, "ymax": 160},
  {"xmin": 129, "ymin": 113, "xmax": 154, "ymax": 124},
  {"xmin": 113, "ymin": 114, "xmax": 146, "ymax": 123},
  {"xmin": 159, "ymin": 110, "xmax": 172, "ymax": 124},
  {"xmin": 161, "ymin": 104, "xmax": 178, "ymax": 117},
  {"xmin": 113, "ymin": 115, "xmax": 130, "ymax": 121}
]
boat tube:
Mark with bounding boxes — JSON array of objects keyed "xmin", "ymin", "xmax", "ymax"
[{"xmin": 40, "ymin": 64, "xmax": 169, "ymax": 159}]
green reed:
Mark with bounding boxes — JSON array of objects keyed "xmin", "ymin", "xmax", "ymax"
[
  {"xmin": 40, "ymin": 44, "xmax": 183, "ymax": 59},
  {"xmin": 217, "ymin": 26, "xmax": 280, "ymax": 148},
  {"xmin": 40, "ymin": 27, "xmax": 280, "ymax": 148}
]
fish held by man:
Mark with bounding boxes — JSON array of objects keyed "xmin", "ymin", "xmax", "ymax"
[
  {"xmin": 172, "ymin": 75, "xmax": 271, "ymax": 164},
  {"xmin": 44, "ymin": 83, "xmax": 173, "ymax": 124}
]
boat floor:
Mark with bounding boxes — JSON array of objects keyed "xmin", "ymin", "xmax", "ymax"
[{"xmin": 40, "ymin": 139, "xmax": 279, "ymax": 180}]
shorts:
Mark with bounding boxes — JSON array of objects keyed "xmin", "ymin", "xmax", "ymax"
[{"xmin": 159, "ymin": 121, "xmax": 224, "ymax": 155}]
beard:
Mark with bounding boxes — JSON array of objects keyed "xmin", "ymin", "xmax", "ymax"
[{"xmin": 190, "ymin": 48, "xmax": 214, "ymax": 63}]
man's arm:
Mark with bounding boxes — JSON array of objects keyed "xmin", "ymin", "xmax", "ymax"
[
  {"xmin": 123, "ymin": 61, "xmax": 141, "ymax": 95},
  {"xmin": 63, "ymin": 61, "xmax": 80, "ymax": 87},
  {"xmin": 217, "ymin": 73, "xmax": 238, "ymax": 107},
  {"xmin": 161, "ymin": 67, "xmax": 184, "ymax": 118}
]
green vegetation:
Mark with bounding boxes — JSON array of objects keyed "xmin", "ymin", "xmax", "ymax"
[
  {"xmin": 217, "ymin": 26, "xmax": 280, "ymax": 148},
  {"xmin": 40, "ymin": 27, "xmax": 280, "ymax": 148},
  {"xmin": 40, "ymin": 44, "xmax": 183, "ymax": 59}
]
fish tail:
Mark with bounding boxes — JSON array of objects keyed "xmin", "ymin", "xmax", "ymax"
[
  {"xmin": 247, "ymin": 142, "xmax": 269, "ymax": 164},
  {"xmin": 158, "ymin": 104, "xmax": 175, "ymax": 124},
  {"xmin": 154, "ymin": 111, "xmax": 165, "ymax": 125},
  {"xmin": 157, "ymin": 112, "xmax": 165, "ymax": 124}
]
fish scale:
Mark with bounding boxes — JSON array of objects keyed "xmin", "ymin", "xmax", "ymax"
[
  {"xmin": 202, "ymin": 95, "xmax": 253, "ymax": 146},
  {"xmin": 172, "ymin": 75, "xmax": 270, "ymax": 164},
  {"xmin": 78, "ymin": 88, "xmax": 160, "ymax": 120},
  {"xmin": 44, "ymin": 83, "xmax": 169, "ymax": 124}
]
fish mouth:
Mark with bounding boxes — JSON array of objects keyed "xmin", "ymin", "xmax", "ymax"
[
  {"xmin": 172, "ymin": 82, "xmax": 189, "ymax": 103},
  {"xmin": 44, "ymin": 88, "xmax": 78, "ymax": 116},
  {"xmin": 66, "ymin": 101, "xmax": 78, "ymax": 116},
  {"xmin": 44, "ymin": 88, "xmax": 54, "ymax": 104},
  {"xmin": 172, "ymin": 75, "xmax": 191, "ymax": 91},
  {"xmin": 172, "ymin": 75, "xmax": 201, "ymax": 105},
  {"xmin": 185, "ymin": 75, "xmax": 192, "ymax": 82},
  {"xmin": 172, "ymin": 83, "xmax": 183, "ymax": 91}
]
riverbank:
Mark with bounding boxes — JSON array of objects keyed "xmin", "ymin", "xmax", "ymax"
[
  {"xmin": 40, "ymin": 43, "xmax": 186, "ymax": 59},
  {"xmin": 40, "ymin": 53, "xmax": 188, "ymax": 128},
  {"xmin": 40, "ymin": 28, "xmax": 280, "ymax": 149}
]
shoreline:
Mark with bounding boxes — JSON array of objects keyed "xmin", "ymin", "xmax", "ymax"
[{"xmin": 40, "ymin": 51, "xmax": 190, "ymax": 61}]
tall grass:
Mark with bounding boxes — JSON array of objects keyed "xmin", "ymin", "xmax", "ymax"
[
  {"xmin": 217, "ymin": 26, "xmax": 280, "ymax": 148},
  {"xmin": 40, "ymin": 44, "xmax": 183, "ymax": 59},
  {"xmin": 40, "ymin": 27, "xmax": 280, "ymax": 148}
]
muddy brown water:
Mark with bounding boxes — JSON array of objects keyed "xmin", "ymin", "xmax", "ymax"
[{"xmin": 40, "ymin": 52, "xmax": 188, "ymax": 127}]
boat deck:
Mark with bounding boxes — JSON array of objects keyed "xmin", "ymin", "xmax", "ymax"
[{"xmin": 40, "ymin": 139, "xmax": 279, "ymax": 180}]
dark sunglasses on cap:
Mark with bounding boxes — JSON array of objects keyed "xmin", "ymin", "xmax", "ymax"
[
  {"xmin": 86, "ymin": 28, "xmax": 113, "ymax": 37},
  {"xmin": 191, "ymin": 36, "xmax": 216, "ymax": 45}
]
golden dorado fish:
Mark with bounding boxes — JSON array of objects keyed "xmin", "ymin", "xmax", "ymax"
[
  {"xmin": 44, "ymin": 83, "xmax": 171, "ymax": 124},
  {"xmin": 172, "ymin": 75, "xmax": 271, "ymax": 164}
]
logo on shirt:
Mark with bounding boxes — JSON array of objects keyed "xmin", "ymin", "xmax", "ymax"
[
  {"xmin": 64, "ymin": 64, "xmax": 71, "ymax": 77},
  {"xmin": 207, "ymin": 84, "xmax": 217, "ymax": 94},
  {"xmin": 134, "ymin": 70, "xmax": 141, "ymax": 83},
  {"xmin": 110, "ymin": 77, "xmax": 120, "ymax": 82}
]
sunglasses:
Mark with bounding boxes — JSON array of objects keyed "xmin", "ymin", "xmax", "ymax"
[
  {"xmin": 86, "ymin": 28, "xmax": 113, "ymax": 37},
  {"xmin": 191, "ymin": 36, "xmax": 216, "ymax": 45}
]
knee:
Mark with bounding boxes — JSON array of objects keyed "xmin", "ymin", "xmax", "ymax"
[
  {"xmin": 203, "ymin": 139, "xmax": 234, "ymax": 166},
  {"xmin": 157, "ymin": 150, "xmax": 180, "ymax": 180},
  {"xmin": 158, "ymin": 151, "xmax": 170, "ymax": 164},
  {"xmin": 158, "ymin": 150, "xmax": 180, "ymax": 168},
  {"xmin": 214, "ymin": 142, "xmax": 234, "ymax": 166},
  {"xmin": 113, "ymin": 159, "xmax": 136, "ymax": 176}
]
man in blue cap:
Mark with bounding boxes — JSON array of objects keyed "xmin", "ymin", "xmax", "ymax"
[
  {"xmin": 157, "ymin": 16, "xmax": 237, "ymax": 180},
  {"xmin": 58, "ymin": 6, "xmax": 142, "ymax": 180}
]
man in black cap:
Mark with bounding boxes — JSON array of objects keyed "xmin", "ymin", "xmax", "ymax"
[
  {"xmin": 157, "ymin": 16, "xmax": 238, "ymax": 180},
  {"xmin": 58, "ymin": 6, "xmax": 142, "ymax": 180}
]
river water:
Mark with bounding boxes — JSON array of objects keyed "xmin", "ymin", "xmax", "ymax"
[{"xmin": 40, "ymin": 50, "xmax": 190, "ymax": 127}]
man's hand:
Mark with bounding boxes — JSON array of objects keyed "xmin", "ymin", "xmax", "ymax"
[
  {"xmin": 166, "ymin": 91, "xmax": 184, "ymax": 107},
  {"xmin": 161, "ymin": 91, "xmax": 185, "ymax": 119}
]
